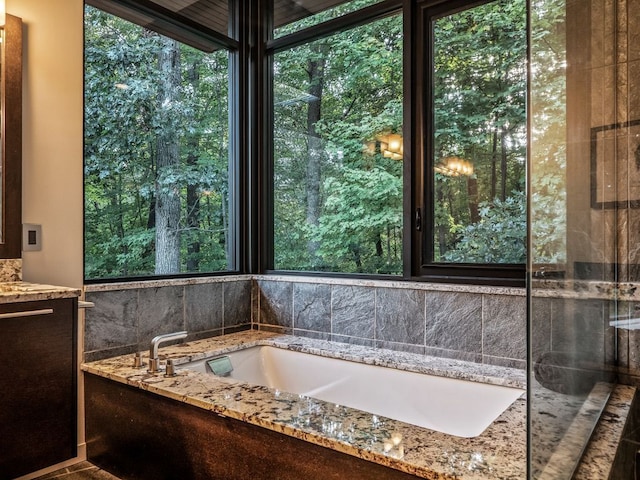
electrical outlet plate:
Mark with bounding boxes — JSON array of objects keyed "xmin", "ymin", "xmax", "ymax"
[{"xmin": 22, "ymin": 224, "xmax": 42, "ymax": 251}]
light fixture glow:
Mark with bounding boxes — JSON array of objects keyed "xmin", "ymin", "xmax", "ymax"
[
  {"xmin": 387, "ymin": 134, "xmax": 402, "ymax": 152},
  {"xmin": 435, "ymin": 156, "xmax": 474, "ymax": 177},
  {"xmin": 0, "ymin": 0, "xmax": 6, "ymax": 27},
  {"xmin": 377, "ymin": 133, "xmax": 403, "ymax": 161}
]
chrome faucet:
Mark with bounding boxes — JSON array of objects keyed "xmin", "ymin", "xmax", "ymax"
[{"xmin": 148, "ymin": 331, "xmax": 188, "ymax": 373}]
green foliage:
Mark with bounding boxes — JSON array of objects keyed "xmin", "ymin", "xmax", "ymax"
[
  {"xmin": 443, "ymin": 192, "xmax": 527, "ymax": 263},
  {"xmin": 529, "ymin": 0, "xmax": 568, "ymax": 264},
  {"xmin": 273, "ymin": 0, "xmax": 530, "ymax": 271},
  {"xmin": 313, "ymin": 165, "xmax": 403, "ymax": 273},
  {"xmin": 432, "ymin": 0, "xmax": 527, "ymax": 263}
]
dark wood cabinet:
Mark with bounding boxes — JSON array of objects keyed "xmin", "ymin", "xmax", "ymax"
[{"xmin": 0, "ymin": 297, "xmax": 78, "ymax": 480}]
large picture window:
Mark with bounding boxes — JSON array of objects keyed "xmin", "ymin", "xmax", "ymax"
[
  {"xmin": 84, "ymin": 5, "xmax": 235, "ymax": 280},
  {"xmin": 83, "ymin": 0, "xmax": 529, "ymax": 286}
]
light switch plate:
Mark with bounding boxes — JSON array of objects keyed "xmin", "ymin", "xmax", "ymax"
[{"xmin": 22, "ymin": 224, "xmax": 42, "ymax": 251}]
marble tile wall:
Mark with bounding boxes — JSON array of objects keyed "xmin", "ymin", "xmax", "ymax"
[
  {"xmin": 84, "ymin": 275, "xmax": 532, "ymax": 366},
  {"xmin": 585, "ymin": 0, "xmax": 640, "ymax": 282},
  {"xmin": 83, "ymin": 274, "xmax": 618, "ymax": 373},
  {"xmin": 255, "ymin": 277, "xmax": 528, "ymax": 368},
  {"xmin": 585, "ymin": 0, "xmax": 640, "ymax": 387},
  {"xmin": 84, "ymin": 277, "xmax": 252, "ymax": 361}
]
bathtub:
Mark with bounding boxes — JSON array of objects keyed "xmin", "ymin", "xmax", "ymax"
[{"xmin": 183, "ymin": 345, "xmax": 524, "ymax": 438}]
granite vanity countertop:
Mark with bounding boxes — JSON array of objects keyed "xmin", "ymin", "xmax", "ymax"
[
  {"xmin": 0, "ymin": 281, "xmax": 81, "ymax": 303},
  {"xmin": 83, "ymin": 330, "xmax": 527, "ymax": 479}
]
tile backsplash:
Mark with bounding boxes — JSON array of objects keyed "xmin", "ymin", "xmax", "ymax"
[
  {"xmin": 84, "ymin": 276, "xmax": 252, "ymax": 361},
  {"xmin": 84, "ymin": 274, "xmax": 621, "ymax": 375},
  {"xmin": 84, "ymin": 275, "xmax": 528, "ymax": 367},
  {"xmin": 255, "ymin": 276, "xmax": 526, "ymax": 368}
]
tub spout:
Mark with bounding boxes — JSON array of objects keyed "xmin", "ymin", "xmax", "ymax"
[{"xmin": 148, "ymin": 331, "xmax": 188, "ymax": 373}]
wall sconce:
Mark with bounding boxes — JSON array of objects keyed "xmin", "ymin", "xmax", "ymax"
[
  {"xmin": 435, "ymin": 156, "xmax": 474, "ymax": 176},
  {"xmin": 378, "ymin": 133, "xmax": 403, "ymax": 161},
  {"xmin": 0, "ymin": 0, "xmax": 5, "ymax": 27}
]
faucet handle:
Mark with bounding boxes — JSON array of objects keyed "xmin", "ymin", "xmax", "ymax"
[
  {"xmin": 164, "ymin": 359, "xmax": 176, "ymax": 377},
  {"xmin": 148, "ymin": 357, "xmax": 161, "ymax": 374},
  {"xmin": 133, "ymin": 351, "xmax": 145, "ymax": 368}
]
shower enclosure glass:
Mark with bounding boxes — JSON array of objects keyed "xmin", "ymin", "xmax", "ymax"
[{"xmin": 528, "ymin": 0, "xmax": 633, "ymax": 476}]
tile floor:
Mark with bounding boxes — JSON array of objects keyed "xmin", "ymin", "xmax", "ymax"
[{"xmin": 34, "ymin": 462, "xmax": 122, "ymax": 480}]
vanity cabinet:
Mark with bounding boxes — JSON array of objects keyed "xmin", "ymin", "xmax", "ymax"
[{"xmin": 0, "ymin": 297, "xmax": 78, "ymax": 479}]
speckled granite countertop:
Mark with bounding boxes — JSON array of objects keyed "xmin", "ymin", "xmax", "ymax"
[
  {"xmin": 82, "ymin": 330, "xmax": 527, "ymax": 479},
  {"xmin": 0, "ymin": 281, "xmax": 81, "ymax": 303}
]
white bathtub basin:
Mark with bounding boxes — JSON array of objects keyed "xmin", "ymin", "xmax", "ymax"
[{"xmin": 182, "ymin": 345, "xmax": 524, "ymax": 438}]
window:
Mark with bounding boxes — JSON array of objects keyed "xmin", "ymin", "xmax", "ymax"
[
  {"xmin": 83, "ymin": 0, "xmax": 528, "ymax": 285},
  {"xmin": 270, "ymin": 6, "xmax": 404, "ymax": 275},
  {"xmin": 84, "ymin": 5, "xmax": 236, "ymax": 280},
  {"xmin": 417, "ymin": 0, "xmax": 527, "ymax": 284}
]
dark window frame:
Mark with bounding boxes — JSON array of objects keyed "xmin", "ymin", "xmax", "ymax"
[{"xmin": 411, "ymin": 0, "xmax": 526, "ymax": 287}]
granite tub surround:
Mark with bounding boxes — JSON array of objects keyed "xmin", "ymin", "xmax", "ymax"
[
  {"xmin": 82, "ymin": 330, "xmax": 527, "ymax": 480},
  {"xmin": 255, "ymin": 275, "xmax": 527, "ymax": 368},
  {"xmin": 84, "ymin": 275, "xmax": 252, "ymax": 361},
  {"xmin": 560, "ymin": 384, "xmax": 636, "ymax": 480},
  {"xmin": 0, "ymin": 280, "xmax": 80, "ymax": 303}
]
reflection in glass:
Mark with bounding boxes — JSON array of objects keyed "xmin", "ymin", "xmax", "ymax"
[
  {"xmin": 273, "ymin": 0, "xmax": 384, "ymax": 39},
  {"xmin": 528, "ymin": 0, "xmax": 617, "ymax": 477}
]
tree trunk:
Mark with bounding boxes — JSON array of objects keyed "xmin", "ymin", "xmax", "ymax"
[
  {"xmin": 186, "ymin": 169, "xmax": 200, "ymax": 272},
  {"xmin": 115, "ymin": 175, "xmax": 128, "ymax": 275},
  {"xmin": 186, "ymin": 61, "xmax": 201, "ymax": 272},
  {"xmin": 467, "ymin": 176, "xmax": 480, "ymax": 223},
  {"xmin": 490, "ymin": 129, "xmax": 498, "ymax": 200},
  {"xmin": 376, "ymin": 233, "xmax": 383, "ymax": 257},
  {"xmin": 305, "ymin": 43, "xmax": 328, "ymax": 266},
  {"xmin": 437, "ymin": 187, "xmax": 448, "ymax": 257},
  {"xmin": 500, "ymin": 126, "xmax": 508, "ymax": 201},
  {"xmin": 351, "ymin": 244, "xmax": 363, "ymax": 272},
  {"xmin": 155, "ymin": 38, "xmax": 181, "ymax": 274}
]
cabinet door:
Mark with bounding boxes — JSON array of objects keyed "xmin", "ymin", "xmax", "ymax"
[{"xmin": 0, "ymin": 298, "xmax": 77, "ymax": 479}]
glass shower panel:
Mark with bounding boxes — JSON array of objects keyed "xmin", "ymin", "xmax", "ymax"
[{"xmin": 528, "ymin": 0, "xmax": 618, "ymax": 477}]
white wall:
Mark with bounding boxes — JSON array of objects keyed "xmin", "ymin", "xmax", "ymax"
[{"xmin": 10, "ymin": 0, "xmax": 84, "ymax": 289}]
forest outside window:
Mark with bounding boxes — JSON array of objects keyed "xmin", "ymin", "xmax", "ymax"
[
  {"xmin": 84, "ymin": 0, "xmax": 531, "ymax": 285},
  {"xmin": 84, "ymin": 5, "xmax": 235, "ymax": 280},
  {"xmin": 271, "ymin": 8, "xmax": 404, "ymax": 275},
  {"xmin": 420, "ymin": 0, "xmax": 527, "ymax": 282}
]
